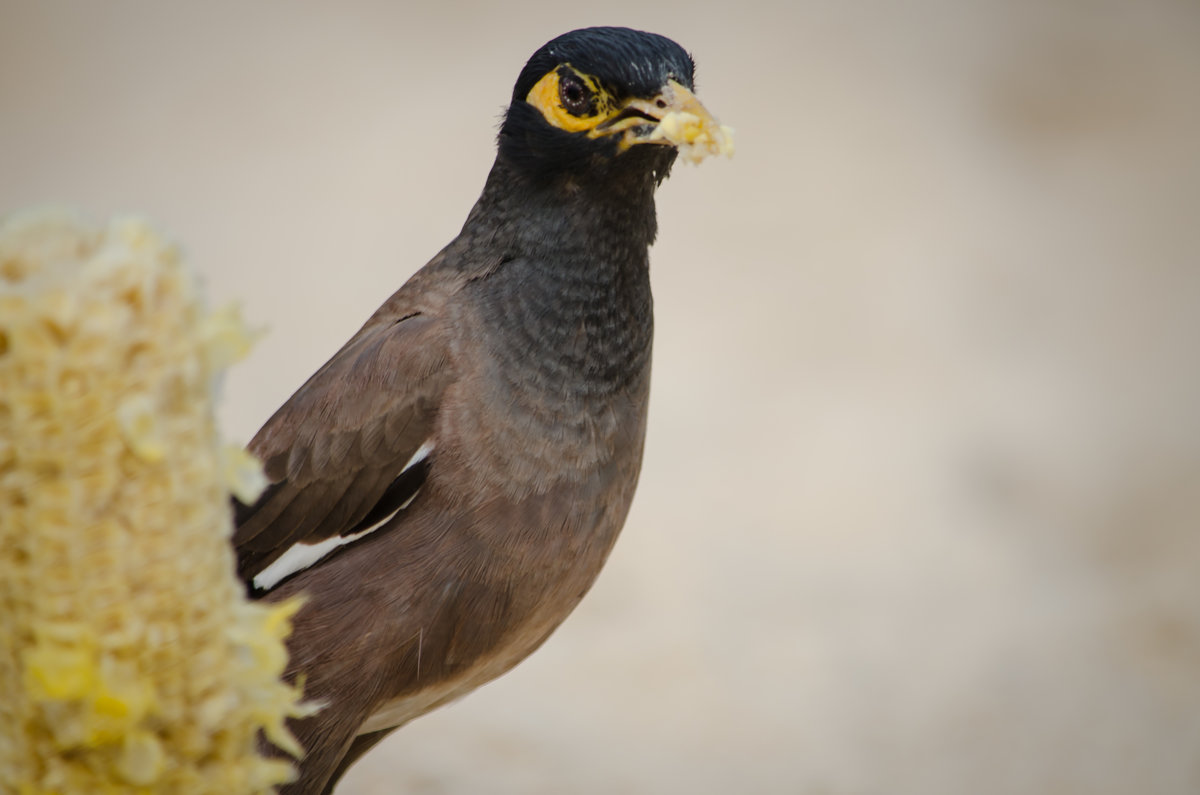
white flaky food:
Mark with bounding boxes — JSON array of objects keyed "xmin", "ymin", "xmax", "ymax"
[
  {"xmin": 0, "ymin": 209, "xmax": 314, "ymax": 794},
  {"xmin": 651, "ymin": 111, "xmax": 736, "ymax": 164}
]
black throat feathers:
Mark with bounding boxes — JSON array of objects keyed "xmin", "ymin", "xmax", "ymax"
[{"xmin": 460, "ymin": 151, "xmax": 667, "ymax": 403}]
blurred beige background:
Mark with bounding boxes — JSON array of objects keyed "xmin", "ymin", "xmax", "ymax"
[{"xmin": 4, "ymin": 1, "xmax": 1199, "ymax": 793}]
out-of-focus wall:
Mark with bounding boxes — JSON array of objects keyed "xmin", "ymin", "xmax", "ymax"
[{"xmin": 3, "ymin": 2, "xmax": 1198, "ymax": 792}]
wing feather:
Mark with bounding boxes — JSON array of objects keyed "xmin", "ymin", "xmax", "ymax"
[{"xmin": 233, "ymin": 310, "xmax": 453, "ymax": 585}]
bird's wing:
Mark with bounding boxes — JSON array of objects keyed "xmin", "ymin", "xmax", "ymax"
[{"xmin": 233, "ymin": 307, "xmax": 454, "ymax": 590}]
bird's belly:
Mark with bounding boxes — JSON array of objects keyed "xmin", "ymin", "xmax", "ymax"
[
  {"xmin": 357, "ymin": 674, "xmax": 475, "ymax": 735},
  {"xmin": 357, "ymin": 630, "xmax": 537, "ymax": 735},
  {"xmin": 356, "ymin": 474, "xmax": 637, "ymax": 736},
  {"xmin": 355, "ymin": 565, "xmax": 606, "ymax": 736}
]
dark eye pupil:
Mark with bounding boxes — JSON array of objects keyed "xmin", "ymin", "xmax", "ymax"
[{"xmin": 560, "ymin": 78, "xmax": 588, "ymax": 114}]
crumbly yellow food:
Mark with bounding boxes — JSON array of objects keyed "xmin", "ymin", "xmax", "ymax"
[
  {"xmin": 651, "ymin": 111, "xmax": 735, "ymax": 164},
  {"xmin": 0, "ymin": 209, "xmax": 313, "ymax": 794}
]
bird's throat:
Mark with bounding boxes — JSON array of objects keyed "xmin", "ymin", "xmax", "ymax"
[{"xmin": 466, "ymin": 156, "xmax": 658, "ymax": 401}]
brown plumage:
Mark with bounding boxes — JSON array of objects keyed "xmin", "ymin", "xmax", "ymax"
[{"xmin": 232, "ymin": 27, "xmax": 726, "ymax": 794}]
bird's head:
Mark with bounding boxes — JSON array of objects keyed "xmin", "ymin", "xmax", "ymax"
[{"xmin": 499, "ymin": 27, "xmax": 732, "ymax": 185}]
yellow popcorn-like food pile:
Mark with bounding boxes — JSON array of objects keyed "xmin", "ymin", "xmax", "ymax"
[{"xmin": 0, "ymin": 210, "xmax": 312, "ymax": 794}]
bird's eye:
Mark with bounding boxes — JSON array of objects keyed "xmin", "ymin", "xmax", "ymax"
[{"xmin": 559, "ymin": 75, "xmax": 591, "ymax": 115}]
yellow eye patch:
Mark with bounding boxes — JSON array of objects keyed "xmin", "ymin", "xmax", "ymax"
[{"xmin": 525, "ymin": 65, "xmax": 617, "ymax": 133}]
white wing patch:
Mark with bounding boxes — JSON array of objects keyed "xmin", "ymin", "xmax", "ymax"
[
  {"xmin": 402, "ymin": 439, "xmax": 435, "ymax": 474},
  {"xmin": 252, "ymin": 440, "xmax": 434, "ymax": 591}
]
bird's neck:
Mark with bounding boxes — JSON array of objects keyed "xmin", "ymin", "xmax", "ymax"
[
  {"xmin": 465, "ymin": 152, "xmax": 663, "ymax": 253},
  {"xmin": 461, "ymin": 155, "xmax": 660, "ymax": 399}
]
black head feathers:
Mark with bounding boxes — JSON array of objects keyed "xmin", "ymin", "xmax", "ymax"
[{"xmin": 510, "ymin": 27, "xmax": 696, "ymax": 104}]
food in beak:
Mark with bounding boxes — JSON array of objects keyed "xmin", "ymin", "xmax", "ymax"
[{"xmin": 649, "ymin": 110, "xmax": 735, "ymax": 164}]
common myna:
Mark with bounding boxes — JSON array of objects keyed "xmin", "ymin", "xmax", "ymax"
[{"xmin": 233, "ymin": 26, "xmax": 730, "ymax": 794}]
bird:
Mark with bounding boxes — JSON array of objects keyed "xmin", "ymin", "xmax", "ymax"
[{"xmin": 231, "ymin": 26, "xmax": 729, "ymax": 794}]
